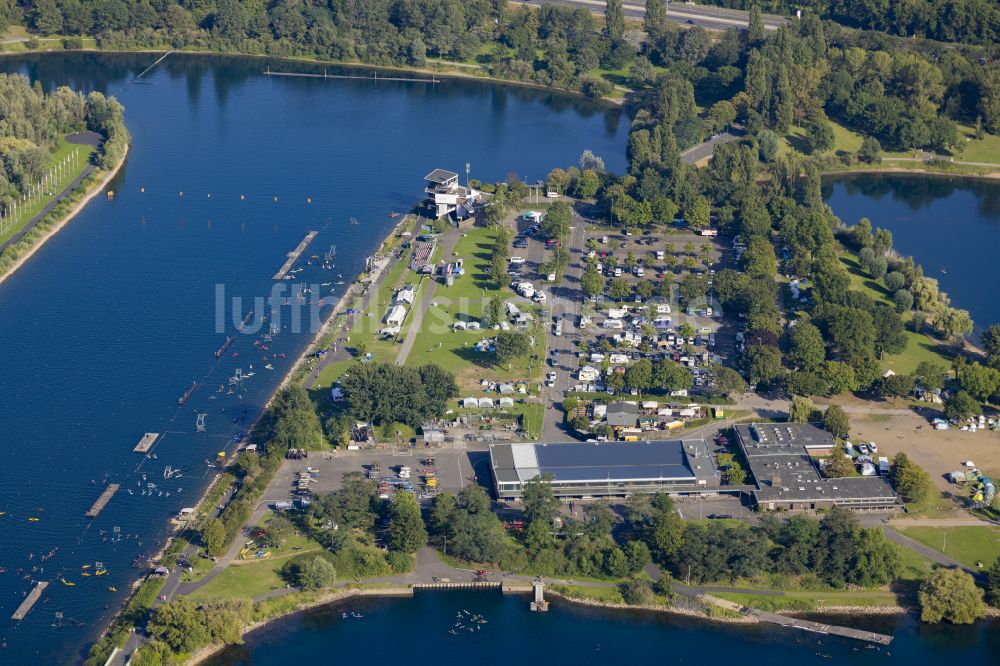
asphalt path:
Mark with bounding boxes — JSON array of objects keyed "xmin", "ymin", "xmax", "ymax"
[{"xmin": 518, "ymin": 0, "xmax": 787, "ymax": 31}]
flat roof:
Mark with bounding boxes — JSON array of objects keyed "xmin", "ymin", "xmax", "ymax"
[
  {"xmin": 734, "ymin": 423, "xmax": 898, "ymax": 504},
  {"xmin": 491, "ymin": 439, "xmax": 717, "ymax": 486},
  {"xmin": 425, "ymin": 169, "xmax": 458, "ymax": 183}
]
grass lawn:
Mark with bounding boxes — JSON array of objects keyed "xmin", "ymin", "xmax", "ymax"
[
  {"xmin": 714, "ymin": 589, "xmax": 900, "ymax": 611},
  {"xmin": 0, "ymin": 137, "xmax": 95, "ymax": 245},
  {"xmin": 894, "ymin": 542, "xmax": 937, "ymax": 582},
  {"xmin": 186, "ymin": 558, "xmax": 288, "ymax": 602},
  {"xmin": 779, "ymin": 120, "xmax": 864, "ymax": 159},
  {"xmin": 404, "ymin": 301, "xmax": 546, "ymax": 390},
  {"xmin": 444, "ymin": 225, "xmax": 503, "ymax": 300},
  {"xmin": 839, "ymin": 250, "xmax": 952, "ymax": 374},
  {"xmin": 551, "ymin": 584, "xmax": 624, "ymax": 604},
  {"xmin": 952, "ymin": 124, "xmax": 1000, "ymax": 165},
  {"xmin": 896, "ymin": 526, "xmax": 1000, "ymax": 570}
]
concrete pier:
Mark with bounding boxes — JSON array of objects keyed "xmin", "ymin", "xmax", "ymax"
[
  {"xmin": 85, "ymin": 484, "xmax": 120, "ymax": 517},
  {"xmin": 12, "ymin": 581, "xmax": 48, "ymax": 620},
  {"xmin": 133, "ymin": 432, "xmax": 159, "ymax": 453},
  {"xmin": 530, "ymin": 581, "xmax": 549, "ymax": 611},
  {"xmin": 272, "ymin": 231, "xmax": 318, "ymax": 280}
]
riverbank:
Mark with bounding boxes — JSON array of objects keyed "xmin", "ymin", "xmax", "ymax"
[
  {"xmin": 0, "ymin": 143, "xmax": 128, "ymax": 286},
  {"xmin": 822, "ymin": 164, "xmax": 1000, "ymax": 180},
  {"xmin": 0, "ymin": 46, "xmax": 626, "ymax": 108}
]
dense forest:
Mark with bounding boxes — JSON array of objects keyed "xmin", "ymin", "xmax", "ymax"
[
  {"xmin": 0, "ymin": 72, "xmax": 127, "ymax": 214},
  {"xmin": 698, "ymin": 0, "xmax": 1000, "ymax": 45},
  {"xmin": 1, "ymin": 1, "xmax": 997, "ymax": 148}
]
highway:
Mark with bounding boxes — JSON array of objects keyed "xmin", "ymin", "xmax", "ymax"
[{"xmin": 518, "ymin": 0, "xmax": 788, "ymax": 31}]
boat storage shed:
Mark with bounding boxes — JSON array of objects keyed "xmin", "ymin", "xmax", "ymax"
[{"xmin": 490, "ymin": 439, "xmax": 719, "ymax": 499}]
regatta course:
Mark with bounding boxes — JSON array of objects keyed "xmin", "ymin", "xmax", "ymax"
[{"xmin": 0, "ymin": 52, "xmax": 627, "ymax": 663}]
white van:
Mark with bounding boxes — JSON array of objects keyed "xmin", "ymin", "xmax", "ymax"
[
  {"xmin": 509, "ymin": 256, "xmax": 525, "ymax": 265},
  {"xmin": 635, "ymin": 267, "xmax": 645, "ymax": 277},
  {"xmin": 656, "ymin": 250, "xmax": 665, "ymax": 261}
]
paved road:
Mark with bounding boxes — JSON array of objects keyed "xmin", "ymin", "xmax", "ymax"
[
  {"xmin": 395, "ymin": 225, "xmax": 462, "ymax": 365},
  {"xmin": 0, "ymin": 131, "xmax": 100, "ymax": 256},
  {"xmin": 681, "ymin": 130, "xmax": 741, "ymax": 165},
  {"xmin": 519, "ymin": 0, "xmax": 787, "ymax": 31}
]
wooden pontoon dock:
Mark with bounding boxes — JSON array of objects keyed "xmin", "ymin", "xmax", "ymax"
[
  {"xmin": 133, "ymin": 432, "xmax": 159, "ymax": 453},
  {"xmin": 85, "ymin": 484, "xmax": 120, "ymax": 518},
  {"xmin": 272, "ymin": 231, "xmax": 318, "ymax": 280},
  {"xmin": 11, "ymin": 581, "xmax": 48, "ymax": 620}
]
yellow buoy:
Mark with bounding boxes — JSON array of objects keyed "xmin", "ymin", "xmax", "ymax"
[
  {"xmin": 106, "ymin": 191, "xmax": 114, "ymax": 198},
  {"xmin": 179, "ymin": 191, "xmax": 183, "ymax": 196},
  {"xmin": 140, "ymin": 187, "xmax": 144, "ymax": 193},
  {"xmin": 307, "ymin": 198, "xmax": 312, "ymax": 203}
]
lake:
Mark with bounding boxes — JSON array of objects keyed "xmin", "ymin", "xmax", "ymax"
[
  {"xmin": 824, "ymin": 174, "xmax": 1000, "ymax": 332},
  {"xmin": 0, "ymin": 52, "xmax": 627, "ymax": 664},
  {"xmin": 204, "ymin": 590, "xmax": 1000, "ymax": 665}
]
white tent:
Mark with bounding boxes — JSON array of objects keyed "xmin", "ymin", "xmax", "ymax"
[
  {"xmin": 498, "ymin": 397, "xmax": 515, "ymax": 408},
  {"xmin": 385, "ymin": 305, "xmax": 407, "ymax": 326},
  {"xmin": 478, "ymin": 397, "xmax": 494, "ymax": 409},
  {"xmin": 462, "ymin": 397, "xmax": 479, "ymax": 408}
]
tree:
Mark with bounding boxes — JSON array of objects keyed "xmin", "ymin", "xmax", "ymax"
[
  {"xmin": 956, "ymin": 362, "xmax": 1000, "ymax": 401},
  {"xmin": 747, "ymin": 2, "xmax": 764, "ymax": 45},
  {"xmin": 608, "ymin": 278, "xmax": 632, "ymax": 301},
  {"xmin": 644, "ymin": 0, "xmax": 667, "ymax": 38},
  {"xmin": 619, "ymin": 579, "xmax": 654, "ymax": 605},
  {"xmin": 741, "ymin": 345, "xmax": 783, "ymax": 387},
  {"xmin": 708, "ymin": 101, "xmax": 737, "ymax": 132},
  {"xmin": 789, "ymin": 396, "xmax": 818, "ymax": 423},
  {"xmin": 708, "ymin": 364, "xmax": 747, "ymax": 397},
  {"xmin": 200, "ymin": 517, "xmax": 227, "ymax": 557},
  {"xmin": 580, "ymin": 150, "xmax": 605, "ymax": 172},
  {"xmin": 270, "ymin": 384, "xmax": 325, "ymax": 451},
  {"xmin": 914, "ymin": 361, "xmax": 947, "ymax": 390},
  {"xmin": 806, "ymin": 122, "xmax": 835, "ymax": 154},
  {"xmin": 823, "ymin": 405, "xmax": 851, "ymax": 438},
  {"xmin": 387, "ymin": 492, "xmax": 428, "ymax": 553},
  {"xmin": 788, "ymin": 322, "xmax": 825, "ymax": 370},
  {"xmin": 604, "ymin": 0, "xmax": 625, "ymax": 40},
  {"xmin": 298, "ymin": 555, "xmax": 338, "ymax": 590},
  {"xmin": 581, "ymin": 265, "xmax": 605, "ymax": 299},
  {"xmin": 987, "ymin": 557, "xmax": 1000, "ymax": 607},
  {"xmin": 919, "ymin": 568, "xmax": 986, "ymax": 624},
  {"xmin": 546, "ymin": 168, "xmax": 570, "ymax": 195},
  {"xmin": 935, "ymin": 307, "xmax": 974, "ymax": 341},
  {"xmin": 873, "ymin": 373, "xmax": 915, "ymax": 404},
  {"xmin": 824, "ymin": 444, "xmax": 856, "ymax": 478},
  {"xmin": 624, "ymin": 359, "xmax": 654, "ymax": 394},
  {"xmin": 889, "ymin": 452, "xmax": 934, "ymax": 504},
  {"xmin": 858, "ymin": 136, "xmax": 882, "ymax": 164},
  {"xmin": 523, "ymin": 476, "xmax": 561, "ymax": 526},
  {"xmin": 884, "ymin": 271, "xmax": 906, "ymax": 292},
  {"xmin": 893, "ymin": 289, "xmax": 913, "ymax": 313},
  {"xmin": 341, "ymin": 363, "xmax": 456, "ymax": 428},
  {"xmin": 757, "ymin": 129, "xmax": 779, "ymax": 162},
  {"xmin": 149, "ymin": 598, "xmax": 209, "ymax": 653},
  {"xmin": 685, "ymin": 195, "xmax": 710, "ymax": 230},
  {"xmin": 944, "ymin": 390, "xmax": 980, "ymax": 420},
  {"xmin": 495, "ymin": 331, "xmax": 532, "ymax": 364},
  {"xmin": 485, "ymin": 294, "xmax": 504, "ymax": 327},
  {"xmin": 655, "ymin": 360, "xmax": 694, "ymax": 393},
  {"xmin": 576, "ymin": 169, "xmax": 601, "ymax": 199}
]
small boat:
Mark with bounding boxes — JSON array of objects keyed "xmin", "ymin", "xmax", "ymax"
[
  {"xmin": 61, "ymin": 579, "xmax": 75, "ymax": 586},
  {"xmin": 81, "ymin": 573, "xmax": 91, "ymax": 577},
  {"xmin": 28, "ymin": 517, "xmax": 40, "ymax": 522},
  {"xmin": 265, "ymin": 364, "xmax": 274, "ymax": 370},
  {"xmin": 108, "ymin": 586, "xmax": 117, "ymax": 592},
  {"xmin": 81, "ymin": 565, "xmax": 91, "ymax": 569}
]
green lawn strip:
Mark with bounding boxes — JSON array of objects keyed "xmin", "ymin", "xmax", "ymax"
[
  {"xmin": 952, "ymin": 124, "xmax": 1000, "ymax": 165},
  {"xmin": 896, "ymin": 525, "xmax": 1000, "ymax": 570},
  {"xmin": 445, "ymin": 226, "xmax": 503, "ymax": 300},
  {"xmin": 186, "ymin": 558, "xmax": 288, "ymax": 602},
  {"xmin": 551, "ymin": 584, "xmax": 625, "ymax": 604},
  {"xmin": 0, "ymin": 137, "xmax": 94, "ymax": 245},
  {"xmin": 893, "ymin": 542, "xmax": 937, "ymax": 582},
  {"xmin": 713, "ymin": 589, "xmax": 899, "ymax": 612}
]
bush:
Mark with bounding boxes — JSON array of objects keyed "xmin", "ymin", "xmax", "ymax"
[
  {"xmin": 619, "ymin": 579, "xmax": 654, "ymax": 605},
  {"xmin": 581, "ymin": 77, "xmax": 614, "ymax": 98},
  {"xmin": 387, "ymin": 550, "xmax": 414, "ymax": 573}
]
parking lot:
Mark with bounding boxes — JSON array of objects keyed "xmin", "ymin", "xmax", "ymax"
[{"xmin": 267, "ymin": 445, "xmax": 495, "ymax": 505}]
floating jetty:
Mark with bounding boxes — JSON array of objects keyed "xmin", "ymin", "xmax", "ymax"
[
  {"xmin": 215, "ymin": 336, "xmax": 234, "ymax": 359},
  {"xmin": 272, "ymin": 231, "xmax": 318, "ymax": 280},
  {"xmin": 265, "ymin": 67, "xmax": 439, "ymax": 84},
  {"xmin": 11, "ymin": 581, "xmax": 48, "ymax": 620},
  {"xmin": 178, "ymin": 381, "xmax": 198, "ymax": 405},
  {"xmin": 133, "ymin": 432, "xmax": 160, "ymax": 453},
  {"xmin": 85, "ymin": 484, "xmax": 120, "ymax": 518}
]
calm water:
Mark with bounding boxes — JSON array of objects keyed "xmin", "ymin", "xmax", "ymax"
[
  {"xmin": 204, "ymin": 590, "xmax": 1000, "ymax": 665},
  {"xmin": 0, "ymin": 52, "xmax": 627, "ymax": 663},
  {"xmin": 824, "ymin": 174, "xmax": 1000, "ymax": 330}
]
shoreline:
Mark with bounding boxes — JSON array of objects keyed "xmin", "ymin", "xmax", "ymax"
[
  {"xmin": 821, "ymin": 164, "xmax": 1000, "ymax": 180},
  {"xmin": 182, "ymin": 584, "xmax": 926, "ymax": 665},
  {"xmin": 0, "ymin": 46, "xmax": 626, "ymax": 109},
  {"xmin": 0, "ymin": 145, "xmax": 128, "ymax": 286}
]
